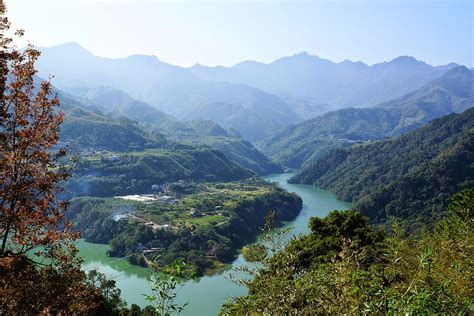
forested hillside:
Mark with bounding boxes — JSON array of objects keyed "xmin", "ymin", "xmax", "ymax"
[
  {"xmin": 67, "ymin": 146, "xmax": 255, "ymax": 197},
  {"xmin": 63, "ymin": 87, "xmax": 282, "ymax": 175},
  {"xmin": 291, "ymin": 108, "xmax": 474, "ymax": 227},
  {"xmin": 259, "ymin": 66, "xmax": 473, "ymax": 168},
  {"xmin": 222, "ymin": 190, "xmax": 474, "ymax": 314},
  {"xmin": 61, "ymin": 100, "xmax": 167, "ymax": 152},
  {"xmin": 259, "ymin": 108, "xmax": 397, "ymax": 168}
]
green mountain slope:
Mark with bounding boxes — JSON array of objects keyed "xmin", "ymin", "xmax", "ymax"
[
  {"xmin": 258, "ymin": 108, "xmax": 398, "ymax": 168},
  {"xmin": 67, "ymin": 145, "xmax": 255, "ymax": 198},
  {"xmin": 198, "ymin": 136, "xmax": 283, "ymax": 175},
  {"xmin": 355, "ymin": 130, "xmax": 473, "ymax": 226},
  {"xmin": 59, "ymin": 94, "xmax": 167, "ymax": 152},
  {"xmin": 259, "ymin": 66, "xmax": 474, "ymax": 168},
  {"xmin": 291, "ymin": 108, "xmax": 474, "ymax": 225},
  {"xmin": 52, "ymin": 92, "xmax": 257, "ymax": 195},
  {"xmin": 68, "ymin": 87, "xmax": 282, "ymax": 175}
]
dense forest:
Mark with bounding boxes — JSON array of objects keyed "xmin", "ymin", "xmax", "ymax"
[
  {"xmin": 291, "ymin": 108, "xmax": 474, "ymax": 228},
  {"xmin": 259, "ymin": 66, "xmax": 474, "ymax": 168},
  {"xmin": 67, "ymin": 146, "xmax": 255, "ymax": 197},
  {"xmin": 222, "ymin": 189, "xmax": 473, "ymax": 314},
  {"xmin": 59, "ymin": 94, "xmax": 168, "ymax": 152}
]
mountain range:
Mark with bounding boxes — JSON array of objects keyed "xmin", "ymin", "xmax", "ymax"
[
  {"xmin": 54, "ymin": 84, "xmax": 281, "ymax": 175},
  {"xmin": 189, "ymin": 51, "xmax": 459, "ymax": 108},
  {"xmin": 36, "ymin": 43, "xmax": 462, "ymax": 142},
  {"xmin": 258, "ymin": 66, "xmax": 474, "ymax": 168},
  {"xmin": 37, "ymin": 43, "xmax": 301, "ymax": 141},
  {"xmin": 66, "ymin": 86, "xmax": 282, "ymax": 174},
  {"xmin": 38, "ymin": 43, "xmax": 473, "ymax": 179}
]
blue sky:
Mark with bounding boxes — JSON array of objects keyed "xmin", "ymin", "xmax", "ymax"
[{"xmin": 6, "ymin": 0, "xmax": 473, "ymax": 67}]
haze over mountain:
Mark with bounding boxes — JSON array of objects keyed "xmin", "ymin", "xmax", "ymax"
[
  {"xmin": 36, "ymin": 43, "xmax": 464, "ymax": 142},
  {"xmin": 190, "ymin": 52, "xmax": 460, "ymax": 108},
  {"xmin": 259, "ymin": 66, "xmax": 474, "ymax": 168},
  {"xmin": 36, "ymin": 42, "xmax": 302, "ymax": 141},
  {"xmin": 61, "ymin": 86, "xmax": 281, "ymax": 175},
  {"xmin": 58, "ymin": 94, "xmax": 167, "ymax": 152}
]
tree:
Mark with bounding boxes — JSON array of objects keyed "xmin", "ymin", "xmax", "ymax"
[
  {"xmin": 0, "ymin": 4, "xmax": 103, "ymax": 313},
  {"xmin": 221, "ymin": 194, "xmax": 473, "ymax": 315},
  {"xmin": 144, "ymin": 259, "xmax": 190, "ymax": 316},
  {"xmin": 0, "ymin": 3, "xmax": 74, "ymax": 259}
]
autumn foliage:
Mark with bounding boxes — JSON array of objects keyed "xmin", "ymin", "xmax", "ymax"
[{"xmin": 0, "ymin": 4, "xmax": 105, "ymax": 313}]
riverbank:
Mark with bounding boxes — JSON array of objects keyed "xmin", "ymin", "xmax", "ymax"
[{"xmin": 77, "ymin": 172, "xmax": 352, "ymax": 315}]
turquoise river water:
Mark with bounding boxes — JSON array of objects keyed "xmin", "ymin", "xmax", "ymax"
[{"xmin": 77, "ymin": 172, "xmax": 352, "ymax": 315}]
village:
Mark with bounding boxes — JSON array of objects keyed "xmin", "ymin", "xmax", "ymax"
[{"xmin": 108, "ymin": 179, "xmax": 264, "ymax": 235}]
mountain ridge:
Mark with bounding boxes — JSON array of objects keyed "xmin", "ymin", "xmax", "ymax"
[
  {"xmin": 258, "ymin": 66, "xmax": 474, "ymax": 168},
  {"xmin": 36, "ymin": 43, "xmax": 303, "ymax": 142},
  {"xmin": 290, "ymin": 108, "xmax": 474, "ymax": 226}
]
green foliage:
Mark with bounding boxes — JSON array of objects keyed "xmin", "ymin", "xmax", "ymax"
[
  {"xmin": 60, "ymin": 97, "xmax": 167, "ymax": 152},
  {"xmin": 260, "ymin": 66, "xmax": 474, "ymax": 168},
  {"xmin": 67, "ymin": 147, "xmax": 254, "ymax": 197},
  {"xmin": 68, "ymin": 181, "xmax": 302, "ymax": 277},
  {"xmin": 84, "ymin": 269, "xmax": 127, "ymax": 313},
  {"xmin": 144, "ymin": 260, "xmax": 191, "ymax": 316},
  {"xmin": 242, "ymin": 244, "xmax": 267, "ymax": 262},
  {"xmin": 196, "ymin": 136, "xmax": 283, "ymax": 175},
  {"xmin": 259, "ymin": 108, "xmax": 395, "ymax": 168},
  {"xmin": 292, "ymin": 108, "xmax": 474, "ymax": 228},
  {"xmin": 142, "ymin": 114, "xmax": 283, "ymax": 175},
  {"xmin": 220, "ymin": 190, "xmax": 474, "ymax": 315}
]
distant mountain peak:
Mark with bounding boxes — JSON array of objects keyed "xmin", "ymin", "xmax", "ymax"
[
  {"xmin": 390, "ymin": 55, "xmax": 422, "ymax": 64},
  {"xmin": 444, "ymin": 62, "xmax": 461, "ymax": 67},
  {"xmin": 295, "ymin": 51, "xmax": 309, "ymax": 56},
  {"xmin": 339, "ymin": 59, "xmax": 369, "ymax": 68},
  {"xmin": 435, "ymin": 62, "xmax": 461, "ymax": 72},
  {"xmin": 445, "ymin": 65, "xmax": 470, "ymax": 74},
  {"xmin": 232, "ymin": 60, "xmax": 264, "ymax": 69},
  {"xmin": 340, "ymin": 59, "xmax": 353, "ymax": 64},
  {"xmin": 42, "ymin": 42, "xmax": 92, "ymax": 55},
  {"xmin": 441, "ymin": 65, "xmax": 472, "ymax": 81},
  {"xmin": 54, "ymin": 42, "xmax": 85, "ymax": 49},
  {"xmin": 292, "ymin": 51, "xmax": 318, "ymax": 60}
]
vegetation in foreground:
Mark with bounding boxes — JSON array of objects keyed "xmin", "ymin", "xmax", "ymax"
[
  {"xmin": 0, "ymin": 11, "xmax": 130, "ymax": 313},
  {"xmin": 221, "ymin": 189, "xmax": 474, "ymax": 315}
]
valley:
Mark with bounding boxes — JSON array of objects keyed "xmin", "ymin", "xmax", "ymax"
[
  {"xmin": 290, "ymin": 107, "xmax": 474, "ymax": 230},
  {"xmin": 68, "ymin": 177, "xmax": 302, "ymax": 276},
  {"xmin": 76, "ymin": 172, "xmax": 352, "ymax": 315},
  {"xmin": 1, "ymin": 3, "xmax": 472, "ymax": 313},
  {"xmin": 259, "ymin": 66, "xmax": 474, "ymax": 168},
  {"xmin": 44, "ymin": 53, "xmax": 474, "ymax": 313}
]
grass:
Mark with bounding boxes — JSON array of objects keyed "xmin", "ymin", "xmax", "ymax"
[{"xmin": 186, "ymin": 214, "xmax": 224, "ymax": 225}]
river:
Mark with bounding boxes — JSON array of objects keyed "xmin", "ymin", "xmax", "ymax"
[{"xmin": 77, "ymin": 172, "xmax": 352, "ymax": 315}]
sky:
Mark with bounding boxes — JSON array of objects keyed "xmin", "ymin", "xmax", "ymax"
[{"xmin": 5, "ymin": 0, "xmax": 473, "ymax": 68}]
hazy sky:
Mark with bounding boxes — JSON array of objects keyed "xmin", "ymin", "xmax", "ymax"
[{"xmin": 5, "ymin": 0, "xmax": 473, "ymax": 67}]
